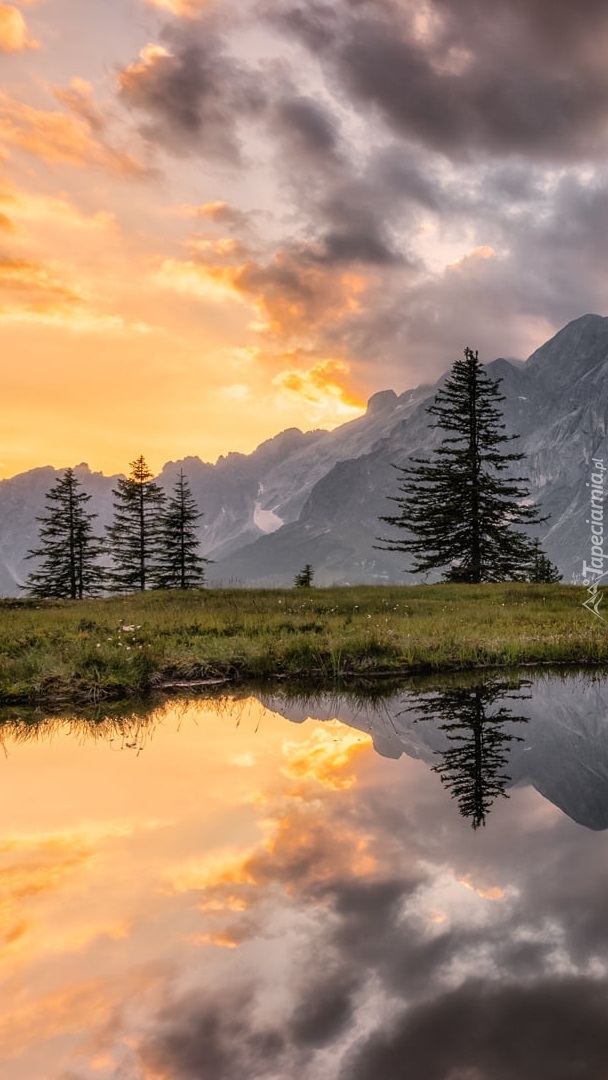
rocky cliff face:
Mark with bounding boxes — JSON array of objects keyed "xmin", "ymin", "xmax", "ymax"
[{"xmin": 1, "ymin": 313, "xmax": 606, "ymax": 593}]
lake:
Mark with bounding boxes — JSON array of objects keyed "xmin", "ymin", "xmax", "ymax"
[{"xmin": 1, "ymin": 669, "xmax": 608, "ymax": 1078}]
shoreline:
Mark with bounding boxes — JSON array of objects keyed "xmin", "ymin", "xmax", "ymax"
[{"xmin": 0, "ymin": 583, "xmax": 606, "ymax": 706}]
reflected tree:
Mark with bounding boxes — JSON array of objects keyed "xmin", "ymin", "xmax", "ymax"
[{"xmin": 411, "ymin": 681, "xmax": 530, "ymax": 828}]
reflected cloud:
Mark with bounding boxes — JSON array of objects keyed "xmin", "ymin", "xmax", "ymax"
[{"xmin": 2, "ymin": 678, "xmax": 608, "ymax": 1077}]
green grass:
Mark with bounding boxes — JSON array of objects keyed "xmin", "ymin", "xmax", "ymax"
[{"xmin": 0, "ymin": 583, "xmax": 606, "ymax": 704}]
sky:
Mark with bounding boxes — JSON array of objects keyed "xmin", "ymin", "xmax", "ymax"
[{"xmin": 1, "ymin": 0, "xmax": 608, "ymax": 478}]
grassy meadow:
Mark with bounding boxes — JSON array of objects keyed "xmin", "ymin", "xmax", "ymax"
[{"xmin": 0, "ymin": 583, "xmax": 606, "ymax": 705}]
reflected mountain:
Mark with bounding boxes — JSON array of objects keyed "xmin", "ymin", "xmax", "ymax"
[{"xmin": 258, "ymin": 670, "xmax": 608, "ymax": 831}]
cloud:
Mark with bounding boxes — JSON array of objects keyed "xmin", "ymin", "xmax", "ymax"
[
  {"xmin": 174, "ymin": 200, "xmax": 250, "ymax": 230},
  {"xmin": 269, "ymin": 0, "xmax": 608, "ymax": 162},
  {"xmin": 118, "ymin": 27, "xmax": 266, "ymax": 162},
  {"xmin": 0, "ymin": 253, "xmax": 80, "ymax": 304},
  {"xmin": 0, "ymin": 3, "xmax": 36, "ymax": 52},
  {"xmin": 154, "ymin": 241, "xmax": 369, "ymax": 346},
  {"xmin": 138, "ymin": 986, "xmax": 287, "ymax": 1080},
  {"xmin": 280, "ymin": 722, "xmax": 372, "ymax": 789},
  {"xmin": 272, "ymin": 358, "xmax": 363, "ymax": 422},
  {"xmin": 0, "ymin": 253, "xmax": 149, "ymax": 334},
  {"xmin": 0, "ymin": 88, "xmax": 147, "ymax": 174},
  {"xmin": 235, "ymin": 251, "xmax": 367, "ymax": 338},
  {"xmin": 342, "ymin": 977, "xmax": 608, "ymax": 1080},
  {"xmin": 269, "ymin": 94, "xmax": 342, "ymax": 167},
  {"xmin": 144, "ymin": 0, "xmax": 210, "ymax": 16}
]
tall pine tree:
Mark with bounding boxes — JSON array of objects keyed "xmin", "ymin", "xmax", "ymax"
[
  {"xmin": 107, "ymin": 455, "xmax": 165, "ymax": 592},
  {"xmin": 377, "ymin": 348, "xmax": 545, "ymax": 582},
  {"xmin": 154, "ymin": 469, "xmax": 209, "ymax": 589},
  {"xmin": 24, "ymin": 468, "xmax": 105, "ymax": 599}
]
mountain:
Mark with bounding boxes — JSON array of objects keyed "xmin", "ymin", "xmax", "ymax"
[
  {"xmin": 1, "ymin": 313, "xmax": 607, "ymax": 594},
  {"xmin": 213, "ymin": 313, "xmax": 608, "ymax": 584}
]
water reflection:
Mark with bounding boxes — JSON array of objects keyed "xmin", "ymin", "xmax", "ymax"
[
  {"xmin": 0, "ymin": 671, "xmax": 608, "ymax": 1078},
  {"xmin": 407, "ymin": 680, "xmax": 529, "ymax": 829}
]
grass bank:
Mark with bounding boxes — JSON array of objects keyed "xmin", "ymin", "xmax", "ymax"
[{"xmin": 0, "ymin": 583, "xmax": 605, "ymax": 705}]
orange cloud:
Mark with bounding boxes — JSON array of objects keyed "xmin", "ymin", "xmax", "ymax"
[
  {"xmin": 154, "ymin": 257, "xmax": 246, "ymax": 305},
  {"xmin": 0, "ymin": 835, "xmax": 95, "ymax": 961},
  {"xmin": 235, "ymin": 253, "xmax": 366, "ymax": 339},
  {"xmin": 168, "ymin": 718, "xmax": 377, "ymax": 937},
  {"xmin": 144, "ymin": 0, "xmax": 210, "ymax": 16},
  {"xmin": 0, "ymin": 4, "xmax": 37, "ymax": 52},
  {"xmin": 458, "ymin": 875, "xmax": 508, "ymax": 901},
  {"xmin": 0, "ymin": 89, "xmax": 146, "ymax": 174},
  {"xmin": 155, "ymin": 246, "xmax": 367, "ymax": 342},
  {"xmin": 0, "ymin": 253, "xmax": 133, "ymax": 332},
  {"xmin": 0, "ymin": 185, "xmax": 116, "ymax": 233},
  {"xmin": 0, "ymin": 253, "xmax": 76, "ymax": 292},
  {"xmin": 272, "ymin": 357, "xmax": 364, "ymax": 421},
  {"xmin": 174, "ymin": 200, "xmax": 249, "ymax": 230},
  {"xmin": 281, "ymin": 722, "xmax": 372, "ymax": 790},
  {"xmin": 193, "ymin": 931, "xmax": 241, "ymax": 949},
  {"xmin": 447, "ymin": 245, "xmax": 497, "ymax": 272}
]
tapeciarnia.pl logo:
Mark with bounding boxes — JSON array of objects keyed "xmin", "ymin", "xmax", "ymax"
[{"xmin": 582, "ymin": 457, "xmax": 607, "ymax": 620}]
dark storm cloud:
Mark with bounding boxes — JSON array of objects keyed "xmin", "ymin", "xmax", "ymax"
[
  {"xmin": 287, "ymin": 969, "xmax": 358, "ymax": 1048},
  {"xmin": 342, "ymin": 977, "xmax": 608, "ymax": 1080},
  {"xmin": 268, "ymin": 0, "xmax": 608, "ymax": 162},
  {"xmin": 270, "ymin": 95, "xmax": 342, "ymax": 164},
  {"xmin": 267, "ymin": 95, "xmax": 410, "ymax": 266},
  {"xmin": 118, "ymin": 23, "xmax": 266, "ymax": 162},
  {"xmin": 138, "ymin": 987, "xmax": 286, "ymax": 1080}
]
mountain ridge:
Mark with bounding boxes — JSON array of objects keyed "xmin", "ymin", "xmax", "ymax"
[{"xmin": 1, "ymin": 313, "xmax": 606, "ymax": 593}]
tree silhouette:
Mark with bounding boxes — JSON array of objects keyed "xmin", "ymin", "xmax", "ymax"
[
  {"xmin": 107, "ymin": 455, "xmax": 165, "ymax": 592},
  {"xmin": 293, "ymin": 564, "xmax": 314, "ymax": 588},
  {"xmin": 410, "ymin": 680, "xmax": 530, "ymax": 828},
  {"xmin": 24, "ymin": 468, "xmax": 105, "ymax": 599},
  {"xmin": 377, "ymin": 348, "xmax": 546, "ymax": 582},
  {"xmin": 154, "ymin": 469, "xmax": 210, "ymax": 589},
  {"xmin": 528, "ymin": 539, "xmax": 562, "ymax": 583}
]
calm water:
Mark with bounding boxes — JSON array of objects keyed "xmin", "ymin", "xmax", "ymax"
[{"xmin": 2, "ymin": 670, "xmax": 608, "ymax": 1079}]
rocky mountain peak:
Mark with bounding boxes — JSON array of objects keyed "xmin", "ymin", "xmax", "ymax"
[
  {"xmin": 526, "ymin": 313, "xmax": 608, "ymax": 387},
  {"xmin": 366, "ymin": 389, "xmax": 398, "ymax": 415}
]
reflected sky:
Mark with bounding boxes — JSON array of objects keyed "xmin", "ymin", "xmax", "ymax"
[{"xmin": 1, "ymin": 674, "xmax": 608, "ymax": 1078}]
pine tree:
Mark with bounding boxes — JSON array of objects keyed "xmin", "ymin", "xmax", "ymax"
[
  {"xmin": 293, "ymin": 564, "xmax": 314, "ymax": 588},
  {"xmin": 154, "ymin": 469, "xmax": 210, "ymax": 589},
  {"xmin": 377, "ymin": 348, "xmax": 546, "ymax": 582},
  {"xmin": 411, "ymin": 680, "xmax": 529, "ymax": 829},
  {"xmin": 24, "ymin": 468, "xmax": 105, "ymax": 599},
  {"xmin": 527, "ymin": 539, "xmax": 562, "ymax": 583},
  {"xmin": 107, "ymin": 455, "xmax": 165, "ymax": 592}
]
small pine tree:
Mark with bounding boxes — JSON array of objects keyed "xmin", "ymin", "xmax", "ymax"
[
  {"xmin": 527, "ymin": 539, "xmax": 562, "ymax": 583},
  {"xmin": 24, "ymin": 468, "xmax": 105, "ymax": 599},
  {"xmin": 154, "ymin": 469, "xmax": 210, "ymax": 589},
  {"xmin": 107, "ymin": 455, "xmax": 165, "ymax": 592},
  {"xmin": 377, "ymin": 347, "xmax": 546, "ymax": 583},
  {"xmin": 293, "ymin": 564, "xmax": 314, "ymax": 588}
]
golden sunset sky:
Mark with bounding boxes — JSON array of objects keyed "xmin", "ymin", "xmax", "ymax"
[{"xmin": 1, "ymin": 0, "xmax": 607, "ymax": 477}]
